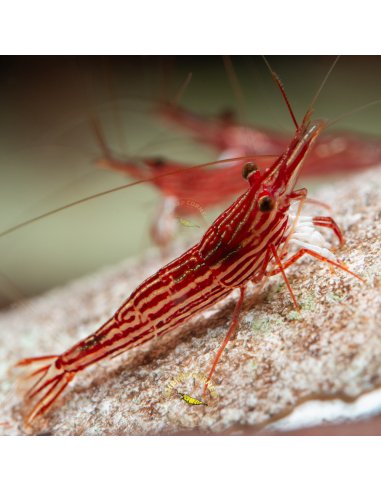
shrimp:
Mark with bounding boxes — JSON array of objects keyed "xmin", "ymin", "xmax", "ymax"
[
  {"xmin": 14, "ymin": 61, "xmax": 364, "ymax": 425},
  {"xmin": 92, "ymin": 115, "xmax": 275, "ymax": 252},
  {"xmin": 158, "ymin": 97, "xmax": 381, "ymax": 177}
]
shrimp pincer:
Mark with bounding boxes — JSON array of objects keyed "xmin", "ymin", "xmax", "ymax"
[{"xmin": 16, "ymin": 113, "xmax": 363, "ymax": 425}]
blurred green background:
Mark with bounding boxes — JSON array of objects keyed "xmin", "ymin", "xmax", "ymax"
[{"xmin": 1, "ymin": 56, "xmax": 381, "ymax": 307}]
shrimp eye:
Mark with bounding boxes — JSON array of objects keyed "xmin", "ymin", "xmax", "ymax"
[
  {"xmin": 219, "ymin": 108, "xmax": 235, "ymax": 123},
  {"xmin": 242, "ymin": 161, "xmax": 258, "ymax": 180},
  {"xmin": 153, "ymin": 157, "xmax": 165, "ymax": 167},
  {"xmin": 258, "ymin": 195, "xmax": 275, "ymax": 212}
]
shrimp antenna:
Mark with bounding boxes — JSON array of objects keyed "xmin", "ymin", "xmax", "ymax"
[
  {"xmin": 326, "ymin": 97, "xmax": 381, "ymax": 129},
  {"xmin": 302, "ymin": 55, "xmax": 340, "ymax": 125},
  {"xmin": 262, "ymin": 56, "xmax": 299, "ymax": 130},
  {"xmin": 91, "ymin": 71, "xmax": 193, "ymax": 163},
  {"xmin": 223, "ymin": 56, "xmax": 246, "ymax": 119},
  {"xmin": 90, "ymin": 116, "xmax": 114, "ymax": 160},
  {"xmin": 0, "ymin": 154, "xmax": 277, "ymax": 240},
  {"xmin": 91, "ymin": 113, "xmax": 199, "ymax": 167},
  {"xmin": 172, "ymin": 72, "xmax": 193, "ymax": 107},
  {"xmin": 103, "ymin": 56, "xmax": 126, "ymax": 155}
]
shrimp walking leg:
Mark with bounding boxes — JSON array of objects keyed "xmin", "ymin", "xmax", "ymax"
[
  {"xmin": 268, "ymin": 248, "xmax": 364, "ymax": 283},
  {"xmin": 203, "ymin": 286, "xmax": 246, "ymax": 396},
  {"xmin": 270, "ymin": 244, "xmax": 299, "ymax": 310},
  {"xmin": 312, "ymin": 216, "xmax": 344, "ymax": 246}
]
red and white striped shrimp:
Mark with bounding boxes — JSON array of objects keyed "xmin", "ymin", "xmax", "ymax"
[{"xmin": 15, "ymin": 64, "xmax": 364, "ymax": 424}]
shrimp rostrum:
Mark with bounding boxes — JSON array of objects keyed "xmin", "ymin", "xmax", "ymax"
[{"xmin": 16, "ymin": 69, "xmax": 363, "ymax": 426}]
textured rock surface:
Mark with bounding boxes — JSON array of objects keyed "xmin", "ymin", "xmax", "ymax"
[{"xmin": 1, "ymin": 168, "xmax": 381, "ymax": 435}]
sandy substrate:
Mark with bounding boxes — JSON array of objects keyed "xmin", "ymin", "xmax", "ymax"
[{"xmin": 0, "ymin": 168, "xmax": 380, "ymax": 435}]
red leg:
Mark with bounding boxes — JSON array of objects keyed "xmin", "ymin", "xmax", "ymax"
[
  {"xmin": 289, "ymin": 190, "xmax": 339, "ymax": 243},
  {"xmin": 312, "ymin": 216, "xmax": 345, "ymax": 247},
  {"xmin": 270, "ymin": 245, "xmax": 300, "ymax": 311},
  {"xmin": 268, "ymin": 247, "xmax": 364, "ymax": 283},
  {"xmin": 203, "ymin": 286, "xmax": 246, "ymax": 397},
  {"xmin": 289, "ymin": 188, "xmax": 332, "ymax": 212},
  {"xmin": 288, "ymin": 188, "xmax": 307, "ymax": 205},
  {"xmin": 305, "ymin": 198, "xmax": 332, "ymax": 212}
]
